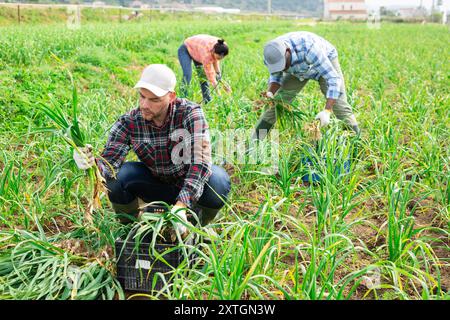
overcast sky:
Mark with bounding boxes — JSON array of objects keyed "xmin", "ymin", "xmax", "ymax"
[{"xmin": 366, "ymin": 0, "xmax": 450, "ymax": 9}]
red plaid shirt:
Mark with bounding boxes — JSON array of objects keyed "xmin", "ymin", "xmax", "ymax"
[{"xmin": 97, "ymin": 98, "xmax": 212, "ymax": 207}]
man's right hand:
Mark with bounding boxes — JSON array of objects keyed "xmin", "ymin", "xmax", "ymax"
[
  {"xmin": 255, "ymin": 91, "xmax": 277, "ymax": 110},
  {"xmin": 73, "ymin": 144, "xmax": 95, "ymax": 170},
  {"xmin": 259, "ymin": 91, "xmax": 274, "ymax": 99},
  {"xmin": 266, "ymin": 82, "xmax": 281, "ymax": 98}
]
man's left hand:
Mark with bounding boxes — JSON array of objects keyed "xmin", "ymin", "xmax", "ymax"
[
  {"xmin": 171, "ymin": 203, "xmax": 188, "ymax": 237},
  {"xmin": 315, "ymin": 109, "xmax": 332, "ymax": 127}
]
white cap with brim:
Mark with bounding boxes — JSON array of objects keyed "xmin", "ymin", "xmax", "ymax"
[
  {"xmin": 263, "ymin": 39, "xmax": 287, "ymax": 74},
  {"xmin": 134, "ymin": 64, "xmax": 176, "ymax": 97}
]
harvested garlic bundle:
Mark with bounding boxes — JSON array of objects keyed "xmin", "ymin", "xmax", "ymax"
[{"xmin": 303, "ymin": 120, "xmax": 322, "ymax": 142}]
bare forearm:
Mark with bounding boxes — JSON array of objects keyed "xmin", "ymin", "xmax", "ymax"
[
  {"xmin": 213, "ymin": 61, "xmax": 220, "ymax": 74},
  {"xmin": 325, "ymin": 98, "xmax": 336, "ymax": 111},
  {"xmin": 268, "ymin": 82, "xmax": 281, "ymax": 95}
]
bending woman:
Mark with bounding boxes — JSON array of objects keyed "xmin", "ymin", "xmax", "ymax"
[{"xmin": 178, "ymin": 34, "xmax": 230, "ymax": 104}]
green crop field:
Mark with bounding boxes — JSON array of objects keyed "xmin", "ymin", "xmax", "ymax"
[{"xmin": 0, "ymin": 12, "xmax": 449, "ymax": 300}]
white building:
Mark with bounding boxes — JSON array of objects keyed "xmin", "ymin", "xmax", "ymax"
[
  {"xmin": 92, "ymin": 1, "xmax": 105, "ymax": 8},
  {"xmin": 194, "ymin": 6, "xmax": 241, "ymax": 14},
  {"xmin": 324, "ymin": 0, "xmax": 368, "ymax": 20},
  {"xmin": 395, "ymin": 7, "xmax": 427, "ymax": 19}
]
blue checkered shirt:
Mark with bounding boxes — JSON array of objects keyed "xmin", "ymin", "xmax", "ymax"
[{"xmin": 268, "ymin": 32, "xmax": 343, "ymax": 99}]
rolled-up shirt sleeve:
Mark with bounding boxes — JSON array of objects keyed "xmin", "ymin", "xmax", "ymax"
[
  {"xmin": 305, "ymin": 43, "xmax": 342, "ymax": 99},
  {"xmin": 269, "ymin": 71, "xmax": 283, "ymax": 85},
  {"xmin": 176, "ymin": 106, "xmax": 212, "ymax": 207},
  {"xmin": 97, "ymin": 116, "xmax": 131, "ymax": 180}
]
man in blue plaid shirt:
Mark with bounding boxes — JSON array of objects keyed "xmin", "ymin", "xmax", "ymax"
[
  {"xmin": 252, "ymin": 31, "xmax": 360, "ymax": 140},
  {"xmin": 73, "ymin": 64, "xmax": 231, "ymax": 234}
]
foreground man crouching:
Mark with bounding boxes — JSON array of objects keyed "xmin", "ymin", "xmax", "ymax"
[{"xmin": 74, "ymin": 64, "xmax": 231, "ymax": 235}]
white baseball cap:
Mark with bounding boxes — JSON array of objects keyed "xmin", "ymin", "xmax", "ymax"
[
  {"xmin": 134, "ymin": 64, "xmax": 176, "ymax": 97},
  {"xmin": 263, "ymin": 39, "xmax": 288, "ymax": 74}
]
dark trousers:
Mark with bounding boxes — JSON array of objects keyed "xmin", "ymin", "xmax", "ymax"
[
  {"xmin": 106, "ymin": 162, "xmax": 231, "ymax": 225},
  {"xmin": 178, "ymin": 43, "xmax": 211, "ymax": 103}
]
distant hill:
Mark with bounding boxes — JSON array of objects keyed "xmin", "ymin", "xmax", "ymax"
[
  {"xmin": 5, "ymin": 0, "xmax": 323, "ymax": 15},
  {"xmin": 183, "ymin": 0, "xmax": 322, "ymax": 14}
]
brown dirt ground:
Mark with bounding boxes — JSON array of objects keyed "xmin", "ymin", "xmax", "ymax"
[
  {"xmin": 53, "ymin": 238, "xmax": 113, "ymax": 261},
  {"xmin": 40, "ymin": 215, "xmax": 76, "ymax": 235}
]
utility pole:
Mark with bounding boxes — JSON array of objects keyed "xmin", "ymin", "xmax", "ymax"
[
  {"xmin": 17, "ymin": 4, "xmax": 21, "ymax": 24},
  {"xmin": 431, "ymin": 0, "xmax": 436, "ymax": 22},
  {"xmin": 268, "ymin": 0, "xmax": 271, "ymax": 15}
]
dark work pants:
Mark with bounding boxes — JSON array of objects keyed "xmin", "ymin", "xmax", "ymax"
[
  {"xmin": 178, "ymin": 43, "xmax": 211, "ymax": 104},
  {"xmin": 106, "ymin": 162, "xmax": 231, "ymax": 225}
]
